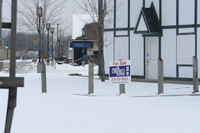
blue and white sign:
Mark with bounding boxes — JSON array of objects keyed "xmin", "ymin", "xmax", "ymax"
[
  {"xmin": 71, "ymin": 42, "xmax": 93, "ymax": 48},
  {"xmin": 109, "ymin": 60, "xmax": 131, "ymax": 84},
  {"xmin": 109, "ymin": 65, "xmax": 130, "ymax": 77}
]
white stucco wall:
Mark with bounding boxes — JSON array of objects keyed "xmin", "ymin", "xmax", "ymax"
[
  {"xmin": 162, "ymin": 29, "xmax": 177, "ymax": 77},
  {"xmin": 130, "ymin": 34, "xmax": 144, "ymax": 76},
  {"xmin": 104, "ymin": 0, "xmax": 200, "ymax": 79}
]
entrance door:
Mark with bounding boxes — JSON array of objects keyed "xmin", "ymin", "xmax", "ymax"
[{"xmin": 145, "ymin": 37, "xmax": 159, "ymax": 80}]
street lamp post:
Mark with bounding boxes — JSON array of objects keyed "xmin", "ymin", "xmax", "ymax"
[
  {"xmin": 56, "ymin": 24, "xmax": 60, "ymax": 58},
  {"xmin": 82, "ymin": 30, "xmax": 87, "ymax": 56},
  {"xmin": 37, "ymin": 7, "xmax": 47, "ymax": 93},
  {"xmin": 50, "ymin": 27, "xmax": 54, "ymax": 66},
  {"xmin": 46, "ymin": 23, "xmax": 51, "ymax": 64},
  {"xmin": 37, "ymin": 6, "xmax": 42, "ymax": 63}
]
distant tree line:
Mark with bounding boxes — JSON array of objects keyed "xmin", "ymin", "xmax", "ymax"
[{"xmin": 2, "ymin": 31, "xmax": 71, "ymax": 59}]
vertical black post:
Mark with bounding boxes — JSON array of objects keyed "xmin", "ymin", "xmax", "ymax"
[
  {"xmin": 57, "ymin": 24, "xmax": 59, "ymax": 58},
  {"xmin": 46, "ymin": 23, "xmax": 51, "ymax": 64},
  {"xmin": 51, "ymin": 28, "xmax": 54, "ymax": 66},
  {"xmin": 98, "ymin": 0, "xmax": 105, "ymax": 81},
  {"xmin": 193, "ymin": 56, "xmax": 199, "ymax": 93},
  {"xmin": 47, "ymin": 29, "xmax": 50, "ymax": 63},
  {"xmin": 119, "ymin": 84, "xmax": 125, "ymax": 95},
  {"xmin": 98, "ymin": 0, "xmax": 101, "ymax": 77},
  {"xmin": 5, "ymin": 0, "xmax": 17, "ymax": 132},
  {"xmin": 0, "ymin": 0, "xmax": 2, "ymax": 39},
  {"xmin": 52, "ymin": 34, "xmax": 54, "ymax": 60},
  {"xmin": 158, "ymin": 58, "xmax": 164, "ymax": 94},
  {"xmin": 38, "ymin": 14, "xmax": 41, "ymax": 62},
  {"xmin": 88, "ymin": 61, "xmax": 94, "ymax": 94},
  {"xmin": 0, "ymin": 0, "xmax": 3, "ymax": 70}
]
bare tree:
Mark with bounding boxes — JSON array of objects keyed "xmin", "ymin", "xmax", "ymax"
[
  {"xmin": 18, "ymin": 0, "xmax": 67, "ymax": 32},
  {"xmin": 18, "ymin": 0, "xmax": 67, "ymax": 61},
  {"xmin": 75, "ymin": 0, "xmax": 113, "ymax": 81}
]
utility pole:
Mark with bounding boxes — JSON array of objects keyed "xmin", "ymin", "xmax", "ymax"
[
  {"xmin": 0, "ymin": 0, "xmax": 2, "ymax": 70},
  {"xmin": 0, "ymin": 0, "xmax": 2, "ymax": 39},
  {"xmin": 98, "ymin": 0, "xmax": 105, "ymax": 81},
  {"xmin": 51, "ymin": 27, "xmax": 54, "ymax": 66},
  {"xmin": 37, "ymin": 7, "xmax": 42, "ymax": 63},
  {"xmin": 37, "ymin": 7, "xmax": 47, "ymax": 93},
  {"xmin": 46, "ymin": 23, "xmax": 51, "ymax": 64},
  {"xmin": 59, "ymin": 29, "xmax": 63, "ymax": 57},
  {"xmin": 57, "ymin": 24, "xmax": 60, "ymax": 58}
]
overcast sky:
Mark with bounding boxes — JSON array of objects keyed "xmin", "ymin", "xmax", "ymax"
[{"xmin": 2, "ymin": 0, "xmax": 85, "ymax": 34}]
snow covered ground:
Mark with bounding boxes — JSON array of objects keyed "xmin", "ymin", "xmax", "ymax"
[{"xmin": 0, "ymin": 61, "xmax": 200, "ymax": 133}]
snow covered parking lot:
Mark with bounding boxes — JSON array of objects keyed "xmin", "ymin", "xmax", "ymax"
[{"xmin": 0, "ymin": 61, "xmax": 200, "ymax": 133}]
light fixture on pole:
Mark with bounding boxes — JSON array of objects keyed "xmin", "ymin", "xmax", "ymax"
[
  {"xmin": 50, "ymin": 27, "xmax": 54, "ymax": 66},
  {"xmin": 46, "ymin": 23, "xmax": 51, "ymax": 63},
  {"xmin": 37, "ymin": 7, "xmax": 42, "ymax": 17}
]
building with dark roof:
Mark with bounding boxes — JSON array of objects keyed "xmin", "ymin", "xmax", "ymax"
[{"xmin": 104, "ymin": 0, "xmax": 200, "ymax": 81}]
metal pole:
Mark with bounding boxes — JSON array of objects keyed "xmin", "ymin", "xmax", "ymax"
[
  {"xmin": 10, "ymin": 1, "xmax": 17, "ymax": 78},
  {"xmin": 0, "ymin": 0, "xmax": 2, "ymax": 39},
  {"xmin": 60, "ymin": 30, "xmax": 62, "ymax": 57},
  {"xmin": 88, "ymin": 61, "xmax": 94, "ymax": 94},
  {"xmin": 158, "ymin": 58, "xmax": 164, "ymax": 94},
  {"xmin": 119, "ymin": 84, "xmax": 125, "ymax": 95},
  {"xmin": 47, "ymin": 29, "xmax": 50, "ymax": 63},
  {"xmin": 41, "ymin": 30, "xmax": 47, "ymax": 93},
  {"xmin": 38, "ymin": 16, "xmax": 41, "ymax": 62},
  {"xmin": 97, "ymin": 0, "xmax": 102, "ymax": 78},
  {"xmin": 51, "ymin": 30, "xmax": 54, "ymax": 66},
  {"xmin": 5, "ymin": 0, "xmax": 17, "ymax": 132},
  {"xmin": 57, "ymin": 24, "xmax": 59, "ymax": 58},
  {"xmin": 46, "ymin": 23, "xmax": 51, "ymax": 63},
  {"xmin": 36, "ymin": 7, "xmax": 47, "ymax": 93},
  {"xmin": 193, "ymin": 56, "xmax": 199, "ymax": 93},
  {"xmin": 41, "ymin": 64, "xmax": 47, "ymax": 93},
  {"xmin": 0, "ymin": 0, "xmax": 3, "ymax": 70}
]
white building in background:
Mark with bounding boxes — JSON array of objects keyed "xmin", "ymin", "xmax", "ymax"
[{"xmin": 104, "ymin": 0, "xmax": 200, "ymax": 81}]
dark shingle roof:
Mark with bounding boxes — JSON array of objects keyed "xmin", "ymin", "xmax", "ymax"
[
  {"xmin": 142, "ymin": 7, "xmax": 161, "ymax": 33},
  {"xmin": 135, "ymin": 2, "xmax": 161, "ymax": 34}
]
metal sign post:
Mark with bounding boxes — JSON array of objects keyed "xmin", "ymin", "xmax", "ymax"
[
  {"xmin": 0, "ymin": 0, "xmax": 24, "ymax": 133},
  {"xmin": 119, "ymin": 84, "xmax": 125, "ymax": 94}
]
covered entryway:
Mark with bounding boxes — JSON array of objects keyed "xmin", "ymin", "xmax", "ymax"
[
  {"xmin": 134, "ymin": 2, "xmax": 162, "ymax": 80},
  {"xmin": 145, "ymin": 37, "xmax": 159, "ymax": 80}
]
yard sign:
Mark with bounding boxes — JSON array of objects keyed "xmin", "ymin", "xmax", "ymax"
[{"xmin": 109, "ymin": 60, "xmax": 131, "ymax": 84}]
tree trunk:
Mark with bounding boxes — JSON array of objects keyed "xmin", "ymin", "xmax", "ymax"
[{"xmin": 98, "ymin": 0, "xmax": 105, "ymax": 82}]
